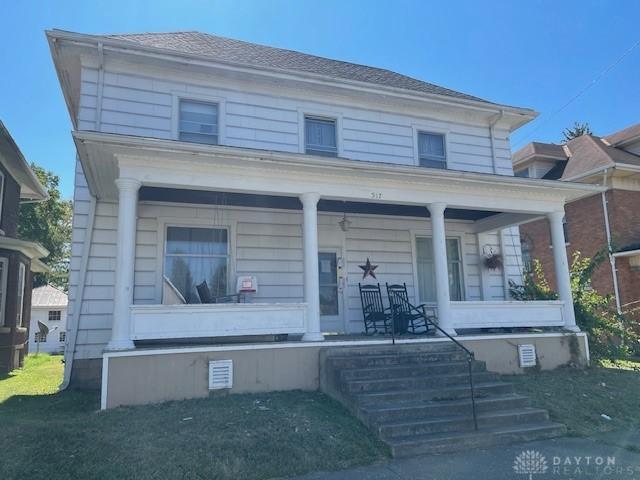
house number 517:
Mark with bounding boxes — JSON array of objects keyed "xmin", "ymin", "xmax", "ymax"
[{"xmin": 370, "ymin": 192, "xmax": 383, "ymax": 199}]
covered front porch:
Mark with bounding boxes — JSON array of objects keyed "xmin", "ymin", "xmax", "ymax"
[{"xmin": 74, "ymin": 131, "xmax": 600, "ymax": 348}]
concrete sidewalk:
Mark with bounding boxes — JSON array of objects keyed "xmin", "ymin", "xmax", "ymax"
[{"xmin": 290, "ymin": 436, "xmax": 640, "ymax": 480}]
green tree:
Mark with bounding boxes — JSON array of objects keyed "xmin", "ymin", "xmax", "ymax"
[
  {"xmin": 562, "ymin": 121, "xmax": 592, "ymax": 142},
  {"xmin": 18, "ymin": 164, "xmax": 73, "ymax": 290},
  {"xmin": 510, "ymin": 250, "xmax": 639, "ymax": 359}
]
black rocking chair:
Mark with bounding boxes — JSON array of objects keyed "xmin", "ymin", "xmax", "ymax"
[
  {"xmin": 196, "ymin": 281, "xmax": 242, "ymax": 304},
  {"xmin": 385, "ymin": 283, "xmax": 431, "ymax": 335},
  {"xmin": 358, "ymin": 283, "xmax": 392, "ymax": 335}
]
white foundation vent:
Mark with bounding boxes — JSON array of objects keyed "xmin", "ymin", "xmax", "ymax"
[
  {"xmin": 209, "ymin": 360, "xmax": 233, "ymax": 390},
  {"xmin": 518, "ymin": 344, "xmax": 537, "ymax": 368}
]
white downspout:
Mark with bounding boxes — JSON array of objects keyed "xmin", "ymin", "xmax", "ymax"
[
  {"xmin": 601, "ymin": 169, "xmax": 622, "ymax": 314},
  {"xmin": 489, "ymin": 110, "xmax": 512, "ymax": 298},
  {"xmin": 61, "ymin": 43, "xmax": 105, "ymax": 389},
  {"xmin": 488, "ymin": 109, "xmax": 504, "ymax": 175},
  {"xmin": 60, "ymin": 195, "xmax": 97, "ymax": 389},
  {"xmin": 95, "ymin": 42, "xmax": 105, "ymax": 130}
]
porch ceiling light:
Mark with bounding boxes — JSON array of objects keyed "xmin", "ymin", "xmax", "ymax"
[{"xmin": 338, "ymin": 212, "xmax": 351, "ymax": 232}]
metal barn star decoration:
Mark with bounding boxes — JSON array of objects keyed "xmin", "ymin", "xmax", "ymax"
[{"xmin": 359, "ymin": 257, "xmax": 378, "ymax": 279}]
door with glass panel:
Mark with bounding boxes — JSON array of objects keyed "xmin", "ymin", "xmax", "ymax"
[
  {"xmin": 415, "ymin": 237, "xmax": 464, "ymax": 303},
  {"xmin": 318, "ymin": 249, "xmax": 344, "ymax": 332},
  {"xmin": 163, "ymin": 226, "xmax": 229, "ymax": 304}
]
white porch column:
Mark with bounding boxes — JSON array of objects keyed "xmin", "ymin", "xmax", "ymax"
[
  {"xmin": 427, "ymin": 202, "xmax": 456, "ymax": 336},
  {"xmin": 300, "ymin": 192, "xmax": 324, "ymax": 342},
  {"xmin": 107, "ymin": 178, "xmax": 141, "ymax": 350},
  {"xmin": 548, "ymin": 210, "xmax": 579, "ymax": 332}
]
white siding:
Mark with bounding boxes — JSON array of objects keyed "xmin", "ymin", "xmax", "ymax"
[
  {"xmin": 28, "ymin": 307, "xmax": 68, "ymax": 354},
  {"xmin": 68, "ymin": 63, "xmax": 523, "ymax": 359},
  {"xmin": 78, "ymin": 66, "xmax": 513, "ymax": 174}
]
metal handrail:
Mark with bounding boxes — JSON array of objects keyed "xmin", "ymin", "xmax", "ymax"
[{"xmin": 390, "ymin": 299, "xmax": 478, "ymax": 431}]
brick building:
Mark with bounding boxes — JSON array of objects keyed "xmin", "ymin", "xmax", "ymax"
[
  {"xmin": 0, "ymin": 121, "xmax": 49, "ymax": 373},
  {"xmin": 513, "ymin": 124, "xmax": 640, "ymax": 317}
]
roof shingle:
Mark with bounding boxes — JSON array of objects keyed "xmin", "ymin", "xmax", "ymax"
[
  {"xmin": 31, "ymin": 284, "xmax": 68, "ymax": 308},
  {"xmin": 105, "ymin": 31, "xmax": 494, "ymax": 104}
]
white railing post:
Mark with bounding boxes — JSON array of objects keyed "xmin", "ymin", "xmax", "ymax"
[
  {"xmin": 548, "ymin": 210, "xmax": 579, "ymax": 332},
  {"xmin": 107, "ymin": 178, "xmax": 141, "ymax": 350},
  {"xmin": 427, "ymin": 202, "xmax": 457, "ymax": 336},
  {"xmin": 300, "ymin": 192, "xmax": 324, "ymax": 342}
]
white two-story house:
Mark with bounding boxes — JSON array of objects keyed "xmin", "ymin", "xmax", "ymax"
[{"xmin": 48, "ymin": 30, "xmax": 597, "ymax": 412}]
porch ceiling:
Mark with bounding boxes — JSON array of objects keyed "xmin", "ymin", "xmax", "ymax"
[
  {"xmin": 73, "ymin": 131, "xmax": 602, "ymax": 219},
  {"xmin": 139, "ymin": 186, "xmax": 499, "ymax": 221}
]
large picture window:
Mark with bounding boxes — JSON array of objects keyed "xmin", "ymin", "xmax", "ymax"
[
  {"xmin": 163, "ymin": 226, "xmax": 229, "ymax": 304},
  {"xmin": 415, "ymin": 237, "xmax": 463, "ymax": 302}
]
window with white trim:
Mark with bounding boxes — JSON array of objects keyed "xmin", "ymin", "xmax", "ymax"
[
  {"xmin": 179, "ymin": 99, "xmax": 219, "ymax": 145},
  {"xmin": 305, "ymin": 116, "xmax": 338, "ymax": 157},
  {"xmin": 59, "ymin": 332, "xmax": 66, "ymax": 342},
  {"xmin": 514, "ymin": 168, "xmax": 530, "ymax": 178},
  {"xmin": 16, "ymin": 263, "xmax": 26, "ymax": 327},
  {"xmin": 415, "ymin": 237, "xmax": 463, "ymax": 302},
  {"xmin": 417, "ymin": 132, "xmax": 447, "ymax": 169},
  {"xmin": 48, "ymin": 310, "xmax": 61, "ymax": 321},
  {"xmin": 35, "ymin": 332, "xmax": 47, "ymax": 343},
  {"xmin": 163, "ymin": 226, "xmax": 229, "ymax": 304},
  {"xmin": 16, "ymin": 263, "xmax": 27, "ymax": 327},
  {"xmin": 0, "ymin": 258, "xmax": 7, "ymax": 326}
]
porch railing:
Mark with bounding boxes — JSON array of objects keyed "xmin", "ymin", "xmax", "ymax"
[{"xmin": 389, "ymin": 301, "xmax": 479, "ymax": 431}]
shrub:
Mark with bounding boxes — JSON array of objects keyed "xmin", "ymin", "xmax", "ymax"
[{"xmin": 509, "ymin": 250, "xmax": 639, "ymax": 359}]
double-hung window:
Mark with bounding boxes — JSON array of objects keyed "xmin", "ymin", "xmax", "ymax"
[
  {"xmin": 48, "ymin": 310, "xmax": 61, "ymax": 321},
  {"xmin": 179, "ymin": 100, "xmax": 219, "ymax": 145},
  {"xmin": 0, "ymin": 258, "xmax": 7, "ymax": 326},
  {"xmin": 417, "ymin": 132, "xmax": 447, "ymax": 169},
  {"xmin": 16, "ymin": 263, "xmax": 26, "ymax": 327},
  {"xmin": 163, "ymin": 226, "xmax": 229, "ymax": 304},
  {"xmin": 305, "ymin": 116, "xmax": 338, "ymax": 157},
  {"xmin": 415, "ymin": 237, "xmax": 463, "ymax": 302}
]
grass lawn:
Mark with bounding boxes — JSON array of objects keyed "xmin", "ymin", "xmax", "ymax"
[
  {"xmin": 0, "ymin": 354, "xmax": 388, "ymax": 480},
  {"xmin": 508, "ymin": 358, "xmax": 640, "ymax": 439}
]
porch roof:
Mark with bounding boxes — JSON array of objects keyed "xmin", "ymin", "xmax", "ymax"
[{"xmin": 74, "ymin": 131, "xmax": 602, "ymax": 230}]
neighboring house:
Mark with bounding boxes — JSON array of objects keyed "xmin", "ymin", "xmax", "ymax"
[
  {"xmin": 514, "ymin": 124, "xmax": 640, "ymax": 318},
  {"xmin": 47, "ymin": 30, "xmax": 597, "ymax": 411},
  {"xmin": 0, "ymin": 122, "xmax": 49, "ymax": 373},
  {"xmin": 29, "ymin": 284, "xmax": 68, "ymax": 354}
]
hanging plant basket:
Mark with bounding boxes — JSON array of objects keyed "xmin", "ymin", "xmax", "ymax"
[{"xmin": 482, "ymin": 246, "xmax": 503, "ymax": 270}]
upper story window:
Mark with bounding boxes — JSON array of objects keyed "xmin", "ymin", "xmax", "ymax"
[
  {"xmin": 48, "ymin": 310, "xmax": 61, "ymax": 321},
  {"xmin": 16, "ymin": 262, "xmax": 26, "ymax": 327},
  {"xmin": 305, "ymin": 116, "xmax": 338, "ymax": 157},
  {"xmin": 179, "ymin": 100, "xmax": 218, "ymax": 145},
  {"xmin": 417, "ymin": 132, "xmax": 447, "ymax": 169}
]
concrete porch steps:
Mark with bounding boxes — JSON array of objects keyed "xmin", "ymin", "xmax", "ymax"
[{"xmin": 320, "ymin": 342, "xmax": 565, "ymax": 457}]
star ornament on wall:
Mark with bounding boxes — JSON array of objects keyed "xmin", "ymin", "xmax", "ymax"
[{"xmin": 359, "ymin": 257, "xmax": 378, "ymax": 279}]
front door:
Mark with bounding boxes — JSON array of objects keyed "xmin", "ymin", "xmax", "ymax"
[{"xmin": 318, "ymin": 249, "xmax": 344, "ymax": 333}]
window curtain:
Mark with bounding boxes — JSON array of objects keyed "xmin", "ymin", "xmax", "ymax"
[{"xmin": 164, "ymin": 227, "xmax": 228, "ymax": 303}]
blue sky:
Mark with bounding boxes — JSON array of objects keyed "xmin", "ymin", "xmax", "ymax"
[{"xmin": 1, "ymin": 0, "xmax": 639, "ymax": 198}]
